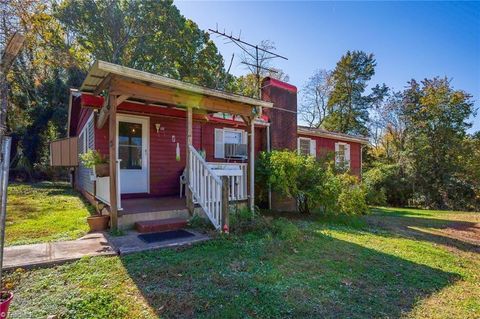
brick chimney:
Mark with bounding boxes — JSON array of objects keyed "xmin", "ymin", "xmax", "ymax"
[
  {"xmin": 261, "ymin": 77, "xmax": 298, "ymax": 151},
  {"xmin": 261, "ymin": 77, "xmax": 298, "ymax": 212}
]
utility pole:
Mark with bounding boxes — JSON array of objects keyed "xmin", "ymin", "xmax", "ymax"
[{"xmin": 0, "ymin": 32, "xmax": 25, "ymax": 286}]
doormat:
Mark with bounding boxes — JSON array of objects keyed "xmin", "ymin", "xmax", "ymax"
[{"xmin": 138, "ymin": 229, "xmax": 195, "ymax": 244}]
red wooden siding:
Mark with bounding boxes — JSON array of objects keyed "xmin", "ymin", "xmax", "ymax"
[
  {"xmin": 76, "ymin": 107, "xmax": 93, "ymax": 135},
  {"xmin": 298, "ymin": 133, "xmax": 362, "ymax": 177},
  {"xmin": 93, "ymin": 103, "xmax": 265, "ymax": 197}
]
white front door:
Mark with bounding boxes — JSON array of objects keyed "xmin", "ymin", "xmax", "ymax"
[{"xmin": 117, "ymin": 114, "xmax": 149, "ymax": 194}]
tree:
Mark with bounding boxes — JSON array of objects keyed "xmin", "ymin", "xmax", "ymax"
[
  {"xmin": 403, "ymin": 77, "xmax": 475, "ymax": 209},
  {"xmin": 6, "ymin": 1, "xmax": 86, "ymax": 177},
  {"xmin": 55, "ymin": 0, "xmax": 229, "ymax": 89},
  {"xmin": 323, "ymin": 50, "xmax": 378, "ymax": 135},
  {"xmin": 299, "ymin": 69, "xmax": 333, "ymax": 128},
  {"xmin": 367, "ymin": 89, "xmax": 408, "ymax": 163},
  {"xmin": 6, "ymin": 0, "xmax": 233, "ymax": 179}
]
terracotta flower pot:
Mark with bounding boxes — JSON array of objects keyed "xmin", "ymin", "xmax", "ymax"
[
  {"xmin": 87, "ymin": 215, "xmax": 110, "ymax": 231},
  {"xmin": 95, "ymin": 163, "xmax": 110, "ymax": 177},
  {"xmin": 0, "ymin": 291, "xmax": 13, "ymax": 319}
]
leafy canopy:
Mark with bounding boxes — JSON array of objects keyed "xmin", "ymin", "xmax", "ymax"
[{"xmin": 323, "ymin": 50, "xmax": 381, "ymax": 135}]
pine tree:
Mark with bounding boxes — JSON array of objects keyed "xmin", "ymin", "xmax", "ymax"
[{"xmin": 323, "ymin": 50, "xmax": 377, "ymax": 135}]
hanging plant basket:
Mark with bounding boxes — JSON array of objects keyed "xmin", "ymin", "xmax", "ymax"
[{"xmin": 94, "ymin": 163, "xmax": 110, "ymax": 177}]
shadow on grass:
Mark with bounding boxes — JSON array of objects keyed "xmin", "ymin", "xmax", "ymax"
[
  {"xmin": 120, "ymin": 233, "xmax": 459, "ymax": 318},
  {"xmin": 367, "ymin": 208, "xmax": 480, "ymax": 253}
]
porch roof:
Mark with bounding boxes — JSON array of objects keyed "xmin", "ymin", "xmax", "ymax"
[{"xmin": 80, "ymin": 60, "xmax": 272, "ymax": 116}]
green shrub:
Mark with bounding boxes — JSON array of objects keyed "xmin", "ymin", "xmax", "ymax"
[
  {"xmin": 257, "ymin": 150, "xmax": 368, "ymax": 217},
  {"xmin": 256, "ymin": 150, "xmax": 330, "ymax": 214},
  {"xmin": 338, "ymin": 184, "xmax": 369, "ymax": 215},
  {"xmin": 229, "ymin": 206, "xmax": 270, "ymax": 235},
  {"xmin": 363, "ymin": 163, "xmax": 413, "ymax": 207},
  {"xmin": 316, "ymin": 173, "xmax": 368, "ymax": 216},
  {"xmin": 270, "ymin": 218, "xmax": 301, "ymax": 241}
]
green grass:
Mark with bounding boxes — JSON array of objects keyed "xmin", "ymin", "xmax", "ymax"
[
  {"xmin": 5, "ymin": 182, "xmax": 92, "ymax": 246},
  {"xmin": 4, "ymin": 207, "xmax": 480, "ymax": 318}
]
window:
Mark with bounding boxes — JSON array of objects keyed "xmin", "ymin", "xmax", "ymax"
[
  {"xmin": 118, "ymin": 121, "xmax": 143, "ymax": 169},
  {"xmin": 297, "ymin": 137, "xmax": 316, "ymax": 157},
  {"xmin": 224, "ymin": 130, "xmax": 243, "ymax": 145},
  {"xmin": 335, "ymin": 142, "xmax": 351, "ymax": 169},
  {"xmin": 80, "ymin": 113, "xmax": 94, "ymax": 154},
  {"xmin": 214, "ymin": 128, "xmax": 247, "ymax": 159}
]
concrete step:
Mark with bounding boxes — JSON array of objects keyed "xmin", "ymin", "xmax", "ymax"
[{"xmin": 134, "ymin": 218, "xmax": 188, "ymax": 233}]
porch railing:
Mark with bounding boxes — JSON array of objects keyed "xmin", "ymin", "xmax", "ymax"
[
  {"xmin": 207, "ymin": 162, "xmax": 247, "ymax": 201},
  {"xmin": 188, "ymin": 145, "xmax": 223, "ymax": 229},
  {"xmin": 95, "ymin": 159, "xmax": 122, "ymax": 211}
]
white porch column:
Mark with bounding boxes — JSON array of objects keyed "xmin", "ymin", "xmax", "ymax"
[{"xmin": 185, "ymin": 106, "xmax": 193, "ymax": 212}]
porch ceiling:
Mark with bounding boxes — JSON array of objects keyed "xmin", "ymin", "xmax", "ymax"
[{"xmin": 80, "ymin": 60, "xmax": 272, "ymax": 117}]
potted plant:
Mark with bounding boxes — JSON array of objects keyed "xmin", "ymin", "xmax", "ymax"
[
  {"xmin": 0, "ymin": 291, "xmax": 13, "ymax": 318},
  {"xmin": 80, "ymin": 150, "xmax": 110, "ymax": 231},
  {"xmin": 80, "ymin": 149, "xmax": 109, "ymax": 177}
]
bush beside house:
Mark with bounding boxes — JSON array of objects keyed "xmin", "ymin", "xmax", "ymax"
[{"xmin": 256, "ymin": 150, "xmax": 368, "ymax": 216}]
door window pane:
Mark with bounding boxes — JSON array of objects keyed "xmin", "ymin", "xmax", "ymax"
[{"xmin": 119, "ymin": 122, "xmax": 142, "ymax": 169}]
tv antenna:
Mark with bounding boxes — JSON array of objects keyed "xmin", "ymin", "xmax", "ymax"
[{"xmin": 209, "ymin": 24, "xmax": 288, "ymax": 98}]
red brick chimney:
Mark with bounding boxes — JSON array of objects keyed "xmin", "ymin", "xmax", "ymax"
[
  {"xmin": 261, "ymin": 77, "xmax": 298, "ymax": 151},
  {"xmin": 261, "ymin": 77, "xmax": 298, "ymax": 212}
]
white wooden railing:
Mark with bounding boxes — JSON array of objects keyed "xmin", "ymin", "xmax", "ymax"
[
  {"xmin": 188, "ymin": 145, "xmax": 223, "ymax": 229},
  {"xmin": 207, "ymin": 163, "xmax": 247, "ymax": 201},
  {"xmin": 95, "ymin": 160, "xmax": 122, "ymax": 210}
]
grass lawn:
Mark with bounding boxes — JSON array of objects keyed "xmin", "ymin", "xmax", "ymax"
[
  {"xmin": 4, "ymin": 206, "xmax": 480, "ymax": 318},
  {"xmin": 5, "ymin": 182, "xmax": 92, "ymax": 246}
]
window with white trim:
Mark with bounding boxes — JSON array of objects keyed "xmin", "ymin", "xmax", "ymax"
[
  {"xmin": 214, "ymin": 128, "xmax": 248, "ymax": 159},
  {"xmin": 335, "ymin": 142, "xmax": 351, "ymax": 169},
  {"xmin": 297, "ymin": 137, "xmax": 316, "ymax": 157},
  {"xmin": 80, "ymin": 113, "xmax": 94, "ymax": 154}
]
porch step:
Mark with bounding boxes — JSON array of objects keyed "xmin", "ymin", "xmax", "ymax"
[{"xmin": 134, "ymin": 218, "xmax": 188, "ymax": 233}]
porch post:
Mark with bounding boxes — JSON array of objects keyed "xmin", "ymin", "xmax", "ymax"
[
  {"xmin": 221, "ymin": 176, "xmax": 229, "ymax": 232},
  {"xmin": 185, "ymin": 106, "xmax": 194, "ymax": 213},
  {"xmin": 247, "ymin": 117, "xmax": 255, "ymax": 211},
  {"xmin": 108, "ymin": 95, "xmax": 119, "ymax": 230}
]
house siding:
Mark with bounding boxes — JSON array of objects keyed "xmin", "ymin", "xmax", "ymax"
[
  {"xmin": 298, "ymin": 133, "xmax": 362, "ymax": 177},
  {"xmin": 93, "ymin": 105, "xmax": 265, "ymax": 197}
]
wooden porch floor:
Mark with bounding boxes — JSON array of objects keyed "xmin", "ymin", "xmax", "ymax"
[{"xmin": 120, "ymin": 196, "xmax": 187, "ymax": 215}]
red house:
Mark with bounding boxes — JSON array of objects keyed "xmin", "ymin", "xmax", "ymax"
[{"xmin": 51, "ymin": 61, "xmax": 368, "ymax": 231}]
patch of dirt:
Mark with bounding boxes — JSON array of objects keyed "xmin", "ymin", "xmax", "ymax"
[
  {"xmin": 432, "ymin": 222, "xmax": 480, "ymax": 245},
  {"xmin": 366, "ymin": 216, "xmax": 480, "ymax": 254}
]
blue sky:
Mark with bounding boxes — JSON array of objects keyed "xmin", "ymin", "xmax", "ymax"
[{"xmin": 175, "ymin": 1, "xmax": 480, "ymax": 132}]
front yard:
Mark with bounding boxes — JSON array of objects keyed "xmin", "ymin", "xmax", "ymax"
[
  {"xmin": 5, "ymin": 182, "xmax": 91, "ymax": 246},
  {"xmin": 3, "ymin": 185, "xmax": 479, "ymax": 318}
]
